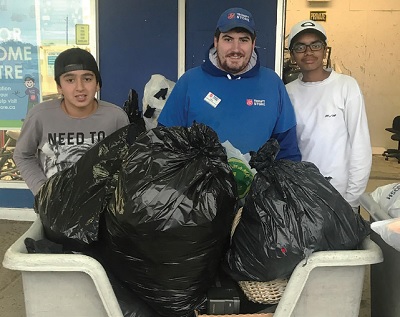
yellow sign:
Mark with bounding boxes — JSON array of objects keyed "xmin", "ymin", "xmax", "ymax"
[
  {"xmin": 75, "ymin": 24, "xmax": 89, "ymax": 45},
  {"xmin": 310, "ymin": 11, "xmax": 327, "ymax": 22}
]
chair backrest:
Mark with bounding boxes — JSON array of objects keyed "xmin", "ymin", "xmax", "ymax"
[
  {"xmin": 385, "ymin": 116, "xmax": 400, "ymax": 134},
  {"xmin": 393, "ymin": 116, "xmax": 400, "ymax": 131}
]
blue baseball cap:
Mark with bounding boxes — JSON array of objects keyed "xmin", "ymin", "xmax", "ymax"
[{"xmin": 216, "ymin": 8, "xmax": 256, "ymax": 35}]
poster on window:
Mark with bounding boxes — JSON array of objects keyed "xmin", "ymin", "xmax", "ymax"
[{"xmin": 0, "ymin": 0, "xmax": 40, "ymax": 129}]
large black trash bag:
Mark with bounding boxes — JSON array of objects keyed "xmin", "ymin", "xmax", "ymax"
[
  {"xmin": 109, "ymin": 274, "xmax": 163, "ymax": 317},
  {"xmin": 101, "ymin": 123, "xmax": 237, "ymax": 317},
  {"xmin": 224, "ymin": 139, "xmax": 371, "ymax": 282},
  {"xmin": 35, "ymin": 123, "xmax": 145, "ymax": 250}
]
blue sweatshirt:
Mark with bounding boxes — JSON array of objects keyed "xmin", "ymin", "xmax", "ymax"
[{"xmin": 158, "ymin": 47, "xmax": 301, "ymax": 160}]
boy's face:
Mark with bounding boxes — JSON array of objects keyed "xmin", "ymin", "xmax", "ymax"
[
  {"xmin": 214, "ymin": 29, "xmax": 255, "ymax": 75},
  {"xmin": 290, "ymin": 32, "xmax": 327, "ymax": 73},
  {"xmin": 57, "ymin": 70, "xmax": 100, "ymax": 116}
]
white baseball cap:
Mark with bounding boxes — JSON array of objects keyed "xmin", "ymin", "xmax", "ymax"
[{"xmin": 288, "ymin": 20, "xmax": 327, "ymax": 49}]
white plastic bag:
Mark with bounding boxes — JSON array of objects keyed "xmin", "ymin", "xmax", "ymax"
[
  {"xmin": 222, "ymin": 140, "xmax": 256, "ymax": 199},
  {"xmin": 371, "ymin": 217, "xmax": 400, "ymax": 251},
  {"xmin": 370, "ymin": 183, "xmax": 400, "ymax": 218},
  {"xmin": 142, "ymin": 74, "xmax": 175, "ymax": 130}
]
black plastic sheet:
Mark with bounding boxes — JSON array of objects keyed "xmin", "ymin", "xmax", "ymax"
[
  {"xmin": 35, "ymin": 123, "xmax": 144, "ymax": 250},
  {"xmin": 102, "ymin": 123, "xmax": 237, "ymax": 317},
  {"xmin": 106, "ymin": 271, "xmax": 163, "ymax": 317},
  {"xmin": 225, "ymin": 139, "xmax": 371, "ymax": 282}
]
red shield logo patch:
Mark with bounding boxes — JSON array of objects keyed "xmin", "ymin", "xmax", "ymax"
[{"xmin": 246, "ymin": 99, "xmax": 253, "ymax": 106}]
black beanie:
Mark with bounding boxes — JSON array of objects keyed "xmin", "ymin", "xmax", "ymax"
[{"xmin": 54, "ymin": 48, "xmax": 102, "ymax": 87}]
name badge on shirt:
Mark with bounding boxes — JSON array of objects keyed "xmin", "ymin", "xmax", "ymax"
[{"xmin": 204, "ymin": 92, "xmax": 221, "ymax": 108}]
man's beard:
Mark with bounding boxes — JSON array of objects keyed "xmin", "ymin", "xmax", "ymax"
[{"xmin": 217, "ymin": 54, "xmax": 249, "ymax": 75}]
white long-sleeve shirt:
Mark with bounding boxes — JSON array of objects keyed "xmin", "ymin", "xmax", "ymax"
[{"xmin": 286, "ymin": 69, "xmax": 372, "ymax": 208}]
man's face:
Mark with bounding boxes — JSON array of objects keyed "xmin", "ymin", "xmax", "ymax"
[{"xmin": 214, "ymin": 30, "xmax": 255, "ymax": 75}]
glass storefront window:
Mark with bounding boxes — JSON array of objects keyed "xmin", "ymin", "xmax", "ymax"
[{"xmin": 0, "ymin": 0, "xmax": 97, "ymax": 181}]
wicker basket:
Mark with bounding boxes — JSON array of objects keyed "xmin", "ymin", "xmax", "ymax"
[
  {"xmin": 238, "ymin": 279, "xmax": 288, "ymax": 304},
  {"xmin": 231, "ymin": 208, "xmax": 288, "ymax": 304}
]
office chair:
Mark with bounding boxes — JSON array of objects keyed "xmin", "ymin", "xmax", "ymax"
[{"xmin": 382, "ymin": 116, "xmax": 400, "ymax": 163}]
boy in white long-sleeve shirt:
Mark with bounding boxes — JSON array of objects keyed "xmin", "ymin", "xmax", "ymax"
[{"xmin": 285, "ymin": 20, "xmax": 372, "ymax": 212}]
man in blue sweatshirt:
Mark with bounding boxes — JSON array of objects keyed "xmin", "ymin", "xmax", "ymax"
[{"xmin": 158, "ymin": 7, "xmax": 300, "ymax": 160}]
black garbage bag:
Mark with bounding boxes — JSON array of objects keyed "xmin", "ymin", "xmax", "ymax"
[
  {"xmin": 84, "ymin": 241, "xmax": 164, "ymax": 317},
  {"xmin": 35, "ymin": 123, "xmax": 145, "ymax": 250},
  {"xmin": 101, "ymin": 123, "xmax": 237, "ymax": 317},
  {"xmin": 122, "ymin": 88, "xmax": 143, "ymax": 125},
  {"xmin": 224, "ymin": 139, "xmax": 371, "ymax": 282},
  {"xmin": 109, "ymin": 273, "xmax": 163, "ymax": 317}
]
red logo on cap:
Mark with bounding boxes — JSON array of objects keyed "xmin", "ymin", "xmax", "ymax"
[
  {"xmin": 246, "ymin": 99, "xmax": 253, "ymax": 106},
  {"xmin": 227, "ymin": 13, "xmax": 235, "ymax": 20}
]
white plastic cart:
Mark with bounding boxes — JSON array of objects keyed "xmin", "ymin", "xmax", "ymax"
[
  {"xmin": 3, "ymin": 218, "xmax": 383, "ymax": 317},
  {"xmin": 360, "ymin": 192, "xmax": 400, "ymax": 317}
]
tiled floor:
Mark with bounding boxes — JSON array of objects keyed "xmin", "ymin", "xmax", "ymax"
[
  {"xmin": 0, "ymin": 220, "xmax": 31, "ymax": 317},
  {"xmin": 0, "ymin": 155, "xmax": 399, "ymax": 317}
]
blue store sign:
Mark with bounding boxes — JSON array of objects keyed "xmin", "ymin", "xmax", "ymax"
[{"xmin": 0, "ymin": 0, "xmax": 40, "ymax": 129}]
